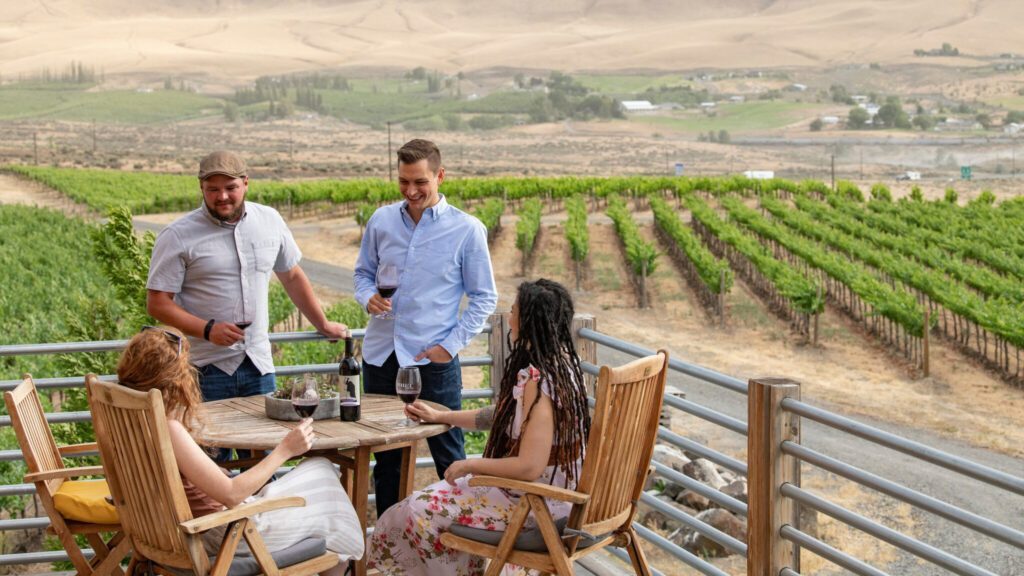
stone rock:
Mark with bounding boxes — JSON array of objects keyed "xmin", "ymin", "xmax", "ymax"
[
  {"xmin": 661, "ymin": 481, "xmax": 685, "ymax": 501},
  {"xmin": 652, "ymin": 444, "xmax": 691, "ymax": 473},
  {"xmin": 676, "ymin": 489, "xmax": 712, "ymax": 511},
  {"xmin": 721, "ymin": 479, "xmax": 748, "ymax": 505},
  {"xmin": 640, "ymin": 492, "xmax": 693, "ymax": 531},
  {"xmin": 682, "ymin": 458, "xmax": 727, "ymax": 489},
  {"xmin": 681, "ymin": 509, "xmax": 747, "ymax": 558}
]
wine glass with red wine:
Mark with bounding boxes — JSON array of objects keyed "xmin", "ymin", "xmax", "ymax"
[
  {"xmin": 231, "ymin": 309, "xmax": 253, "ymax": 351},
  {"xmin": 291, "ymin": 377, "xmax": 319, "ymax": 420},
  {"xmin": 375, "ymin": 263, "xmax": 399, "ymax": 320},
  {"xmin": 395, "ymin": 366, "xmax": 421, "ymax": 427}
]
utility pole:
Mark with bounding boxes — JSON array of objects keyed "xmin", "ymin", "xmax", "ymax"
[
  {"xmin": 830, "ymin": 153, "xmax": 836, "ymax": 191},
  {"xmin": 387, "ymin": 121, "xmax": 393, "ymax": 182},
  {"xmin": 33, "ymin": 132, "xmax": 38, "ymax": 165}
]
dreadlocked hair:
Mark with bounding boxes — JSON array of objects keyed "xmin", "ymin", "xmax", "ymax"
[
  {"xmin": 117, "ymin": 327, "xmax": 204, "ymax": 433},
  {"xmin": 483, "ymin": 279, "xmax": 591, "ymax": 488}
]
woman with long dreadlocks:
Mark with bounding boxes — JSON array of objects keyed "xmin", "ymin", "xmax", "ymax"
[{"xmin": 368, "ymin": 278, "xmax": 591, "ymax": 575}]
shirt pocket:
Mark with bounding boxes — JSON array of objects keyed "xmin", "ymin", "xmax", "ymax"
[
  {"xmin": 417, "ymin": 247, "xmax": 458, "ymax": 280},
  {"xmin": 251, "ymin": 239, "xmax": 280, "ymax": 273}
]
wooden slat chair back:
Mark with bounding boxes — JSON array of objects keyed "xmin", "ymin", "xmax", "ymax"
[
  {"xmin": 4, "ymin": 375, "xmax": 129, "ymax": 576},
  {"xmin": 86, "ymin": 375, "xmax": 200, "ymax": 572},
  {"xmin": 86, "ymin": 375, "xmax": 339, "ymax": 576},
  {"xmin": 440, "ymin": 351, "xmax": 669, "ymax": 576},
  {"xmin": 572, "ymin": 350, "xmax": 669, "ymax": 544}
]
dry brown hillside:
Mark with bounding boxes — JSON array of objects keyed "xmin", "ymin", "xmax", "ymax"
[{"xmin": 1, "ymin": 0, "xmax": 1021, "ymax": 78}]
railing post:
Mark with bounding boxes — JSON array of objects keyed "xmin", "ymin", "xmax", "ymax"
[
  {"xmin": 487, "ymin": 313, "xmax": 510, "ymax": 398},
  {"xmin": 572, "ymin": 314, "xmax": 597, "ymax": 395},
  {"xmin": 748, "ymin": 377, "xmax": 801, "ymax": 576}
]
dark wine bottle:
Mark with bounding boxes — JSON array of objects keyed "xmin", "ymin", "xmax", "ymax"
[{"xmin": 339, "ymin": 336, "xmax": 361, "ymax": 421}]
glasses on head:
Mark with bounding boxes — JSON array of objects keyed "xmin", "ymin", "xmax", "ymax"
[{"xmin": 141, "ymin": 325, "xmax": 183, "ymax": 358}]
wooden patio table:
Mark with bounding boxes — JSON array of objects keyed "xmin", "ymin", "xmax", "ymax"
[{"xmin": 193, "ymin": 393, "xmax": 451, "ymax": 576}]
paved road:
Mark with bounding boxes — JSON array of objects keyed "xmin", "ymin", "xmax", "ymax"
[{"xmin": 134, "ymin": 217, "xmax": 1023, "ymax": 575}]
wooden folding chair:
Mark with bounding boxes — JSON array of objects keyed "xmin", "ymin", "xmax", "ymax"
[
  {"xmin": 440, "ymin": 351, "xmax": 669, "ymax": 576},
  {"xmin": 85, "ymin": 375, "xmax": 339, "ymax": 576},
  {"xmin": 4, "ymin": 375, "xmax": 130, "ymax": 576}
]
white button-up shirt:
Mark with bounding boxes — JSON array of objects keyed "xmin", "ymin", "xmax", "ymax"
[{"xmin": 147, "ymin": 201, "xmax": 301, "ymax": 375}]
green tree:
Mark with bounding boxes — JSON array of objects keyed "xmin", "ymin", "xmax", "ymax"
[
  {"xmin": 90, "ymin": 207, "xmax": 155, "ymax": 328},
  {"xmin": 810, "ymin": 118, "xmax": 823, "ymax": 131},
  {"xmin": 944, "ymin": 187, "xmax": 959, "ymax": 204},
  {"xmin": 848, "ymin": 107, "xmax": 870, "ymax": 129},
  {"xmin": 1005, "ymin": 110, "xmax": 1024, "ymax": 124},
  {"xmin": 912, "ymin": 114, "xmax": 935, "ymax": 130},
  {"xmin": 224, "ymin": 102, "xmax": 239, "ymax": 123},
  {"xmin": 976, "ymin": 113, "xmax": 993, "ymax": 129},
  {"xmin": 910, "ymin": 185, "xmax": 924, "ymax": 202},
  {"xmin": 876, "ymin": 101, "xmax": 910, "ymax": 129}
]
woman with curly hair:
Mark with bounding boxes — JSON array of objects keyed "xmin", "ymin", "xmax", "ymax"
[
  {"xmin": 116, "ymin": 326, "xmax": 363, "ymax": 573},
  {"xmin": 368, "ymin": 278, "xmax": 591, "ymax": 575}
]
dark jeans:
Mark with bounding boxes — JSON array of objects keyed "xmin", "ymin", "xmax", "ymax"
[
  {"xmin": 197, "ymin": 355, "xmax": 276, "ymax": 463},
  {"xmin": 363, "ymin": 352, "xmax": 465, "ymax": 516}
]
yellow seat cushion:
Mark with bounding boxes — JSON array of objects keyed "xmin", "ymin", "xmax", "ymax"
[{"xmin": 52, "ymin": 479, "xmax": 119, "ymax": 525}]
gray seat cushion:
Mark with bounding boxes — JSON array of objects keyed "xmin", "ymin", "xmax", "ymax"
[
  {"xmin": 447, "ymin": 518, "xmax": 604, "ymax": 553},
  {"xmin": 158, "ymin": 537, "xmax": 328, "ymax": 576}
]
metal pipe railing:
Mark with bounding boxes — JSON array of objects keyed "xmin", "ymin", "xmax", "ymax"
[
  {"xmin": 781, "ymin": 484, "xmax": 999, "ymax": 576},
  {"xmin": 651, "ymin": 461, "xmax": 747, "ymax": 516},
  {"xmin": 638, "ymin": 492, "xmax": 747, "ymax": 556},
  {"xmin": 781, "ymin": 399, "xmax": 1024, "ymax": 496},
  {"xmin": 782, "ymin": 441, "xmax": 1024, "ymax": 549},
  {"xmin": 657, "ymin": 427, "xmax": 747, "ymax": 477},
  {"xmin": 629, "ymin": 523, "xmax": 726, "ymax": 576},
  {"xmin": 779, "ymin": 525, "xmax": 889, "ymax": 576},
  {"xmin": 578, "ymin": 328, "xmax": 748, "ymax": 395}
]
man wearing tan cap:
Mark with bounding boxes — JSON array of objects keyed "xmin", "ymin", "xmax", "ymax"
[{"xmin": 146, "ymin": 151, "xmax": 348, "ymax": 459}]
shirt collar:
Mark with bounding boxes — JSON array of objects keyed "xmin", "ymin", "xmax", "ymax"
[{"xmin": 401, "ymin": 194, "xmax": 450, "ymax": 224}]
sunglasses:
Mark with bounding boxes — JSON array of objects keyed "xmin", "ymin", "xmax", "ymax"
[{"xmin": 141, "ymin": 325, "xmax": 183, "ymax": 358}]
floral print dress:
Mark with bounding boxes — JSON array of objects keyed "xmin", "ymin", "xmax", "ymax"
[{"xmin": 368, "ymin": 366, "xmax": 582, "ymax": 576}]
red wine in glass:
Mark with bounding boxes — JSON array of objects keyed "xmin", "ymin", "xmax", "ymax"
[
  {"xmin": 235, "ymin": 321, "xmax": 252, "ymax": 330},
  {"xmin": 291, "ymin": 377, "xmax": 319, "ymax": 420},
  {"xmin": 395, "ymin": 367, "xmax": 421, "ymax": 427},
  {"xmin": 375, "ymin": 264, "xmax": 399, "ymax": 319},
  {"xmin": 292, "ymin": 399, "xmax": 318, "ymax": 418},
  {"xmin": 377, "ymin": 286, "xmax": 398, "ymax": 299}
]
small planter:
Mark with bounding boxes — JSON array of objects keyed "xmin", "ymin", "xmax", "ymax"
[{"xmin": 264, "ymin": 393, "xmax": 339, "ymax": 421}]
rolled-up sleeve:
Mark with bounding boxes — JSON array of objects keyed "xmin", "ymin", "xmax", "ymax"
[
  {"xmin": 439, "ymin": 221, "xmax": 497, "ymax": 357},
  {"xmin": 353, "ymin": 213, "xmax": 381, "ymax": 310},
  {"xmin": 147, "ymin": 228, "xmax": 186, "ymax": 293}
]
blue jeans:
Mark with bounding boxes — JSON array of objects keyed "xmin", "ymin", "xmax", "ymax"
[
  {"xmin": 363, "ymin": 352, "xmax": 465, "ymax": 516},
  {"xmin": 197, "ymin": 355, "xmax": 275, "ymax": 463}
]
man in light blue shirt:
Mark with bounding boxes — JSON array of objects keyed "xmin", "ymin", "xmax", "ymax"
[{"xmin": 354, "ymin": 139, "xmax": 497, "ymax": 514}]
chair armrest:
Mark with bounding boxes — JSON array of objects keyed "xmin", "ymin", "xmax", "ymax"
[
  {"xmin": 179, "ymin": 496, "xmax": 305, "ymax": 534},
  {"xmin": 468, "ymin": 475, "xmax": 589, "ymax": 504},
  {"xmin": 24, "ymin": 466, "xmax": 104, "ymax": 483},
  {"xmin": 58, "ymin": 443, "xmax": 98, "ymax": 456}
]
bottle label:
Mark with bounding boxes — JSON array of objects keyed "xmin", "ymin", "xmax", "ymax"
[{"xmin": 341, "ymin": 376, "xmax": 360, "ymax": 403}]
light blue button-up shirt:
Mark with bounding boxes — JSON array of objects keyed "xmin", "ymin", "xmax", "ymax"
[{"xmin": 354, "ymin": 195, "xmax": 498, "ymax": 367}]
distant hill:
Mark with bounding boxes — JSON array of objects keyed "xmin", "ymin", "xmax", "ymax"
[{"xmin": 0, "ymin": 0, "xmax": 1020, "ymax": 80}]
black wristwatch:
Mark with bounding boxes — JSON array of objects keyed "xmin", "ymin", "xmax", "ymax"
[{"xmin": 203, "ymin": 319, "xmax": 216, "ymax": 341}]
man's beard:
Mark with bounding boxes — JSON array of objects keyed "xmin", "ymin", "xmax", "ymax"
[{"xmin": 206, "ymin": 200, "xmax": 244, "ymax": 223}]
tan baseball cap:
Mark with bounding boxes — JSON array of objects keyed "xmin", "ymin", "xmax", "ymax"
[{"xmin": 198, "ymin": 151, "xmax": 247, "ymax": 181}]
